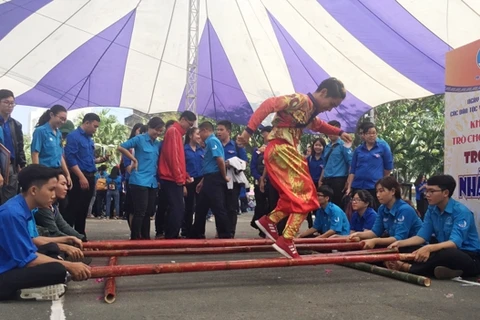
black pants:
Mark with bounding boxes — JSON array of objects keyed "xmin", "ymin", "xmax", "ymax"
[
  {"xmin": 162, "ymin": 180, "xmax": 185, "ymax": 239},
  {"xmin": 0, "ymin": 243, "xmax": 67, "ymax": 301},
  {"xmin": 410, "ymin": 248, "xmax": 480, "ymax": 277},
  {"xmin": 95, "ymin": 190, "xmax": 107, "ymax": 217},
  {"xmin": 64, "ymin": 173, "xmax": 95, "ymax": 235},
  {"xmin": 226, "ymin": 183, "xmax": 241, "ymax": 237},
  {"xmin": 251, "ymin": 185, "xmax": 268, "ymax": 228},
  {"xmin": 191, "ymin": 172, "xmax": 232, "ymax": 239},
  {"xmin": 155, "ymin": 187, "xmax": 168, "ymax": 236},
  {"xmin": 182, "ymin": 178, "xmax": 201, "ymax": 237},
  {"xmin": 323, "ymin": 177, "xmax": 348, "ymax": 210},
  {"xmin": 129, "ymin": 184, "xmax": 157, "ymax": 240},
  {"xmin": 416, "ymin": 199, "xmax": 428, "ymax": 219}
]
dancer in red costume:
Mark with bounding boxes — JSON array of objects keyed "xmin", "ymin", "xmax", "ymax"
[{"xmin": 237, "ymin": 78, "xmax": 352, "ymax": 259}]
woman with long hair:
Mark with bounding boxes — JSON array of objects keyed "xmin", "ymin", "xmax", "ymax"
[
  {"xmin": 349, "ymin": 189, "xmax": 377, "ymax": 233},
  {"xmin": 31, "ymin": 105, "xmax": 72, "ymax": 187},
  {"xmin": 414, "ymin": 173, "xmax": 427, "ymax": 219},
  {"xmin": 182, "ymin": 127, "xmax": 204, "ymax": 237},
  {"xmin": 118, "ymin": 117, "xmax": 165, "ymax": 240},
  {"xmin": 121, "ymin": 123, "xmax": 145, "ymax": 226},
  {"xmin": 349, "ymin": 176, "xmax": 422, "ymax": 249},
  {"xmin": 106, "ymin": 166, "xmax": 122, "ymax": 219}
]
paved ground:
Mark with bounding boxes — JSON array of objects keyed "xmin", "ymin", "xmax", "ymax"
[{"xmin": 2, "ymin": 213, "xmax": 480, "ymax": 320}]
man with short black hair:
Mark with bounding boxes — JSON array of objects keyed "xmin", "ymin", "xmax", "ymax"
[
  {"xmin": 64, "ymin": 113, "xmax": 107, "ymax": 237},
  {"xmin": 159, "ymin": 111, "xmax": 196, "ymax": 239},
  {"xmin": 216, "ymin": 119, "xmax": 248, "ymax": 237},
  {"xmin": 388, "ymin": 175, "xmax": 480, "ymax": 279},
  {"xmin": 0, "ymin": 165, "xmax": 90, "ymax": 301},
  {"xmin": 0, "ymin": 89, "xmax": 27, "ymax": 203}
]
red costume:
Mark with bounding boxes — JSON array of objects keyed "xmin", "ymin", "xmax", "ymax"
[{"xmin": 245, "ymin": 93, "xmax": 342, "ymax": 239}]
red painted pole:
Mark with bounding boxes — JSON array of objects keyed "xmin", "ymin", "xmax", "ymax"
[
  {"xmin": 104, "ymin": 257, "xmax": 117, "ymax": 304},
  {"xmin": 84, "ymin": 242, "xmax": 366, "ymax": 257},
  {"xmin": 84, "ymin": 237, "xmax": 354, "ymax": 250},
  {"xmin": 90, "ymin": 253, "xmax": 415, "ymax": 278}
]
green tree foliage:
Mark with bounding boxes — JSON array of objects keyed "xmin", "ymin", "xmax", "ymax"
[
  {"xmin": 23, "ymin": 134, "xmax": 31, "ymax": 165},
  {"xmin": 372, "ymin": 94, "xmax": 445, "ymax": 183}
]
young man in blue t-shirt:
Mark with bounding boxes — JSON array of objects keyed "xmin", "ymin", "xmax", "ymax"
[
  {"xmin": 388, "ymin": 175, "xmax": 480, "ymax": 279},
  {"xmin": 298, "ymin": 186, "xmax": 350, "ymax": 238},
  {"xmin": 190, "ymin": 122, "xmax": 232, "ymax": 238},
  {"xmin": 0, "ymin": 165, "xmax": 90, "ymax": 301}
]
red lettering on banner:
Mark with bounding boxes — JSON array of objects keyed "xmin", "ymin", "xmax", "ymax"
[
  {"xmin": 464, "ymin": 151, "xmax": 479, "ymax": 163},
  {"xmin": 471, "ymin": 120, "xmax": 480, "ymax": 129}
]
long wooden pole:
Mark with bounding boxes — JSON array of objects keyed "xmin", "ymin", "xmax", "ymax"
[
  {"xmin": 84, "ymin": 237, "xmax": 354, "ymax": 250},
  {"xmin": 84, "ymin": 242, "xmax": 365, "ymax": 257},
  {"xmin": 90, "ymin": 253, "xmax": 415, "ymax": 278},
  {"xmin": 342, "ymin": 262, "xmax": 431, "ymax": 287},
  {"xmin": 104, "ymin": 257, "xmax": 118, "ymax": 303}
]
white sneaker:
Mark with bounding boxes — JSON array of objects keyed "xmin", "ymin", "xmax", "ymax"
[{"xmin": 19, "ymin": 284, "xmax": 67, "ymax": 301}]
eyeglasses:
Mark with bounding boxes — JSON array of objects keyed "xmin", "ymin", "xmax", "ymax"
[
  {"xmin": 425, "ymin": 189, "xmax": 443, "ymax": 196},
  {"xmin": 351, "ymin": 198, "xmax": 364, "ymax": 203},
  {"xmin": 0, "ymin": 100, "xmax": 15, "ymax": 107},
  {"xmin": 317, "ymin": 194, "xmax": 325, "ymax": 198}
]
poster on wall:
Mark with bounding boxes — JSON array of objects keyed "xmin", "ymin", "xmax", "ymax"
[{"xmin": 444, "ymin": 39, "xmax": 480, "ymax": 229}]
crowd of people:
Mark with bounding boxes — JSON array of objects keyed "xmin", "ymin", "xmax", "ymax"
[{"xmin": 0, "ymin": 77, "xmax": 479, "ymax": 302}]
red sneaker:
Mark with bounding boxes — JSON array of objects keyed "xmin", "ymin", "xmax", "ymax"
[
  {"xmin": 272, "ymin": 236, "xmax": 300, "ymax": 259},
  {"xmin": 255, "ymin": 216, "xmax": 279, "ymax": 241}
]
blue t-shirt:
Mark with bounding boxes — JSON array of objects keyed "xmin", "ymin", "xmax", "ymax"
[
  {"xmin": 64, "ymin": 127, "xmax": 96, "ymax": 172},
  {"xmin": 202, "ymin": 134, "xmax": 224, "ymax": 175},
  {"xmin": 313, "ymin": 202, "xmax": 350, "ymax": 236},
  {"xmin": 0, "ymin": 116, "xmax": 15, "ymax": 159},
  {"xmin": 417, "ymin": 198, "xmax": 480, "ymax": 252},
  {"xmin": 184, "ymin": 144, "xmax": 204, "ymax": 178},
  {"xmin": 307, "ymin": 155, "xmax": 323, "ymax": 182},
  {"xmin": 350, "ymin": 207, "xmax": 377, "ymax": 232},
  {"xmin": 106, "ymin": 175, "xmax": 122, "ymax": 192},
  {"xmin": 223, "ymin": 139, "xmax": 248, "ymax": 162},
  {"xmin": 0, "ymin": 195, "xmax": 38, "ymax": 274},
  {"xmin": 120, "ymin": 133, "xmax": 160, "ymax": 188},
  {"xmin": 415, "ymin": 182, "xmax": 426, "ymax": 201},
  {"xmin": 350, "ymin": 142, "xmax": 393, "ymax": 189},
  {"xmin": 322, "ymin": 140, "xmax": 352, "ymax": 178},
  {"xmin": 371, "ymin": 199, "xmax": 422, "ymax": 240},
  {"xmin": 31, "ymin": 122, "xmax": 63, "ymax": 168}
]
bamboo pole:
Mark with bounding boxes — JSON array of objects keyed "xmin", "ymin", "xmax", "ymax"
[
  {"xmin": 342, "ymin": 262, "xmax": 431, "ymax": 287},
  {"xmin": 90, "ymin": 253, "xmax": 415, "ymax": 278},
  {"xmin": 84, "ymin": 237, "xmax": 355, "ymax": 250},
  {"xmin": 84, "ymin": 242, "xmax": 365, "ymax": 257},
  {"xmin": 104, "ymin": 257, "xmax": 118, "ymax": 303}
]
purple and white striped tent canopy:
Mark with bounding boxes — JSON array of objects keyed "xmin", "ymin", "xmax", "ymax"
[{"xmin": 1, "ymin": 0, "xmax": 479, "ymax": 132}]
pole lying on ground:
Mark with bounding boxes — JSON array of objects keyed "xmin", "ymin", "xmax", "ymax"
[
  {"xmin": 104, "ymin": 257, "xmax": 118, "ymax": 303},
  {"xmin": 342, "ymin": 262, "xmax": 431, "ymax": 287},
  {"xmin": 90, "ymin": 253, "xmax": 415, "ymax": 278},
  {"xmin": 84, "ymin": 242, "xmax": 365, "ymax": 257},
  {"xmin": 84, "ymin": 237, "xmax": 355, "ymax": 250}
]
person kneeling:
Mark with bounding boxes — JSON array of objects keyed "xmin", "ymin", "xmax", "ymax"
[
  {"xmin": 298, "ymin": 186, "xmax": 350, "ymax": 238},
  {"xmin": 0, "ymin": 165, "xmax": 91, "ymax": 301},
  {"xmin": 387, "ymin": 175, "xmax": 480, "ymax": 280}
]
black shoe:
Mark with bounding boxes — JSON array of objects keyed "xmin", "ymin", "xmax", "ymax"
[{"xmin": 434, "ymin": 266, "xmax": 463, "ymax": 279}]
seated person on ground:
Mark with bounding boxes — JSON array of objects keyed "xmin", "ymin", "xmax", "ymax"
[
  {"xmin": 298, "ymin": 186, "xmax": 350, "ymax": 238},
  {"xmin": 350, "ymin": 189, "xmax": 377, "ymax": 233},
  {"xmin": 349, "ymin": 176, "xmax": 422, "ymax": 249},
  {"xmin": 0, "ymin": 164, "xmax": 91, "ymax": 301},
  {"xmin": 387, "ymin": 175, "xmax": 480, "ymax": 279},
  {"xmin": 35, "ymin": 171, "xmax": 85, "ymax": 241}
]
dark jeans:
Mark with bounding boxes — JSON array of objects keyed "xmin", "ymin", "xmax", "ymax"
[
  {"xmin": 155, "ymin": 187, "xmax": 168, "ymax": 236},
  {"xmin": 162, "ymin": 180, "xmax": 185, "ymax": 239},
  {"xmin": 0, "ymin": 243, "xmax": 67, "ymax": 301},
  {"xmin": 416, "ymin": 199, "xmax": 428, "ymax": 219},
  {"xmin": 252, "ymin": 185, "xmax": 268, "ymax": 227},
  {"xmin": 64, "ymin": 172, "xmax": 95, "ymax": 235},
  {"xmin": 226, "ymin": 183, "xmax": 241, "ymax": 237},
  {"xmin": 95, "ymin": 190, "xmax": 107, "ymax": 217},
  {"xmin": 191, "ymin": 172, "xmax": 232, "ymax": 239},
  {"xmin": 129, "ymin": 184, "xmax": 157, "ymax": 240},
  {"xmin": 410, "ymin": 248, "xmax": 480, "ymax": 277},
  {"xmin": 182, "ymin": 178, "xmax": 202, "ymax": 237},
  {"xmin": 323, "ymin": 176, "xmax": 348, "ymax": 210}
]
